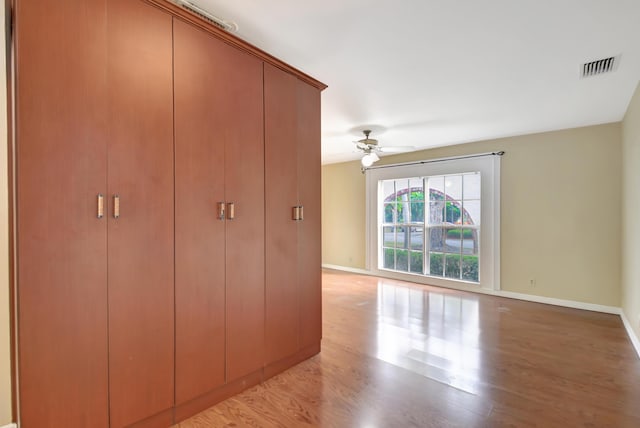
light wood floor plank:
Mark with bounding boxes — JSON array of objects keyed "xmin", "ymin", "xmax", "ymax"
[{"xmin": 175, "ymin": 269, "xmax": 640, "ymax": 427}]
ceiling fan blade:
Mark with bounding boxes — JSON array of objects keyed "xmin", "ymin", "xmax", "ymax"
[
  {"xmin": 358, "ymin": 138, "xmax": 378, "ymax": 145},
  {"xmin": 378, "ymin": 146, "xmax": 415, "ymax": 153},
  {"xmin": 354, "ymin": 141, "xmax": 370, "ymax": 150}
]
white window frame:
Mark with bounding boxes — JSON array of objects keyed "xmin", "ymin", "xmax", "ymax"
[{"xmin": 366, "ymin": 155, "xmax": 501, "ymax": 291}]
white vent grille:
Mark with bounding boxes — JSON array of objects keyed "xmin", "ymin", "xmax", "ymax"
[
  {"xmin": 175, "ymin": 0, "xmax": 238, "ymax": 32},
  {"xmin": 581, "ymin": 56, "xmax": 619, "ymax": 78}
]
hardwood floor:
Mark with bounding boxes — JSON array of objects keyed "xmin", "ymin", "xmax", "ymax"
[{"xmin": 174, "ymin": 269, "xmax": 640, "ymax": 427}]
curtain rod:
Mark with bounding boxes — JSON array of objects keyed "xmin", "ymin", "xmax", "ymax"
[{"xmin": 362, "ymin": 151, "xmax": 505, "ymax": 173}]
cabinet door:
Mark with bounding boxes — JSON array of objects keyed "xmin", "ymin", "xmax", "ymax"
[
  {"xmin": 174, "ymin": 19, "xmax": 265, "ymax": 397},
  {"xmin": 16, "ymin": 0, "xmax": 109, "ymax": 427},
  {"xmin": 107, "ymin": 0, "xmax": 175, "ymax": 426},
  {"xmin": 223, "ymin": 38, "xmax": 265, "ymax": 383},
  {"xmin": 264, "ymin": 64, "xmax": 300, "ymax": 364},
  {"xmin": 297, "ymin": 81, "xmax": 323, "ymax": 348},
  {"xmin": 174, "ymin": 19, "xmax": 225, "ymax": 404},
  {"xmin": 174, "ymin": 20, "xmax": 227, "ymax": 404}
]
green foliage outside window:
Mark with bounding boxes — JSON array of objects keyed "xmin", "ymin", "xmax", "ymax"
[
  {"xmin": 445, "ymin": 201, "xmax": 461, "ymax": 223},
  {"xmin": 385, "ymin": 191, "xmax": 425, "ymax": 223},
  {"xmin": 462, "ymin": 255, "xmax": 479, "ymax": 281},
  {"xmin": 429, "ymin": 253, "xmax": 478, "ymax": 281},
  {"xmin": 396, "ymin": 249, "xmax": 409, "ymax": 271},
  {"xmin": 446, "ymin": 229, "xmax": 474, "ymax": 239},
  {"xmin": 410, "ymin": 252, "xmax": 423, "ymax": 273},
  {"xmin": 384, "ymin": 248, "xmax": 394, "ymax": 269},
  {"xmin": 429, "ymin": 253, "xmax": 443, "ymax": 276}
]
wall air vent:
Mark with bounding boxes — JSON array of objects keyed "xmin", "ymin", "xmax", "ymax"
[
  {"xmin": 581, "ymin": 55, "xmax": 619, "ymax": 78},
  {"xmin": 175, "ymin": 0, "xmax": 238, "ymax": 32}
]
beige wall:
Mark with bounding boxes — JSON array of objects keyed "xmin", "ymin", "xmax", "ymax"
[
  {"xmin": 321, "ymin": 161, "xmax": 367, "ymax": 268},
  {"xmin": 322, "ymin": 123, "xmax": 622, "ymax": 306},
  {"xmin": 1, "ymin": 0, "xmax": 11, "ymax": 424},
  {"xmin": 622, "ymin": 81, "xmax": 640, "ymax": 345}
]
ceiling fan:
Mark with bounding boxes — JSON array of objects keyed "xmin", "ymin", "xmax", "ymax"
[{"xmin": 354, "ymin": 129, "xmax": 414, "ymax": 167}]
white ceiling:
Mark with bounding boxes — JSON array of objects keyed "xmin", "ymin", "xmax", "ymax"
[{"xmin": 191, "ymin": 0, "xmax": 640, "ymax": 164}]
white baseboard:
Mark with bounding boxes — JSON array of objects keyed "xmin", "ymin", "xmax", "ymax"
[
  {"xmin": 621, "ymin": 311, "xmax": 640, "ymax": 359},
  {"xmin": 495, "ymin": 290, "xmax": 621, "ymax": 315},
  {"xmin": 1, "ymin": 423, "xmax": 17, "ymax": 428},
  {"xmin": 322, "ymin": 264, "xmax": 371, "ymax": 276}
]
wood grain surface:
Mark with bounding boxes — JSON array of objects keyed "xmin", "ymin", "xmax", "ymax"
[
  {"xmin": 174, "ymin": 269, "xmax": 640, "ymax": 427},
  {"xmin": 107, "ymin": 0, "xmax": 175, "ymax": 425},
  {"xmin": 16, "ymin": 0, "xmax": 109, "ymax": 426}
]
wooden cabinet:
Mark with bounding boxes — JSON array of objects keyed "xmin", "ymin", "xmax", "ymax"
[
  {"xmin": 16, "ymin": 0, "xmax": 109, "ymax": 426},
  {"xmin": 106, "ymin": 0, "xmax": 175, "ymax": 426},
  {"xmin": 16, "ymin": 0, "xmax": 175, "ymax": 426},
  {"xmin": 264, "ymin": 64, "xmax": 323, "ymax": 369},
  {"xmin": 173, "ymin": 18, "xmax": 264, "ymax": 406},
  {"xmin": 14, "ymin": 1, "xmax": 324, "ymax": 426}
]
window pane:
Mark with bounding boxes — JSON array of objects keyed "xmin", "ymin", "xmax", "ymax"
[
  {"xmin": 429, "ymin": 252, "xmax": 444, "ymax": 277},
  {"xmin": 428, "ymin": 176, "xmax": 444, "ymax": 200},
  {"xmin": 410, "ymin": 202, "xmax": 424, "ymax": 223},
  {"xmin": 396, "ymin": 179, "xmax": 410, "ymax": 201},
  {"xmin": 396, "ymin": 250, "xmax": 409, "ymax": 271},
  {"xmin": 382, "ymin": 180, "xmax": 395, "ymax": 201},
  {"xmin": 462, "ymin": 228, "xmax": 478, "ymax": 255},
  {"xmin": 462, "ymin": 255, "xmax": 479, "ymax": 282},
  {"xmin": 444, "ymin": 175, "xmax": 462, "ymax": 200},
  {"xmin": 463, "ymin": 200, "xmax": 480, "ymax": 225},
  {"xmin": 410, "ymin": 227, "xmax": 424, "ymax": 250},
  {"xmin": 463, "ymin": 173, "xmax": 481, "ymax": 200},
  {"xmin": 445, "ymin": 254, "xmax": 461, "ymax": 279},
  {"xmin": 410, "ymin": 178, "xmax": 424, "ymax": 201},
  {"xmin": 410, "ymin": 252, "xmax": 423, "ymax": 273},
  {"xmin": 384, "ymin": 203, "xmax": 396, "ymax": 223},
  {"xmin": 396, "ymin": 227, "xmax": 407, "ymax": 249},
  {"xmin": 383, "ymin": 226, "xmax": 395, "ymax": 247},
  {"xmin": 384, "ymin": 248, "xmax": 395, "ymax": 269},
  {"xmin": 429, "ymin": 228, "xmax": 445, "ymax": 252},
  {"xmin": 428, "ymin": 200, "xmax": 445, "ymax": 224},
  {"xmin": 445, "ymin": 228, "xmax": 462, "ymax": 253},
  {"xmin": 397, "ymin": 203, "xmax": 406, "ymax": 223},
  {"xmin": 445, "ymin": 201, "xmax": 462, "ymax": 224}
]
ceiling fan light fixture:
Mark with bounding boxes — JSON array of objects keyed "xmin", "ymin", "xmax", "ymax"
[{"xmin": 361, "ymin": 152, "xmax": 379, "ymax": 167}]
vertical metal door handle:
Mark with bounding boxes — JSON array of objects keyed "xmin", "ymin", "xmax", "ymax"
[
  {"xmin": 113, "ymin": 195, "xmax": 120, "ymax": 219},
  {"xmin": 227, "ymin": 202, "xmax": 235, "ymax": 220},
  {"xmin": 299, "ymin": 205, "xmax": 304, "ymax": 221},
  {"xmin": 97, "ymin": 194, "xmax": 104, "ymax": 219},
  {"xmin": 292, "ymin": 206, "xmax": 300, "ymax": 221},
  {"xmin": 217, "ymin": 202, "xmax": 225, "ymax": 220}
]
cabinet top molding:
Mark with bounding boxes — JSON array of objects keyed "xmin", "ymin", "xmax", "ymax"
[{"xmin": 147, "ymin": 0, "xmax": 328, "ymax": 91}]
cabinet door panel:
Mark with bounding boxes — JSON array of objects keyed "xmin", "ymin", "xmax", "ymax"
[
  {"xmin": 16, "ymin": 1, "xmax": 109, "ymax": 427},
  {"xmin": 264, "ymin": 64, "xmax": 300, "ymax": 364},
  {"xmin": 174, "ymin": 19, "xmax": 227, "ymax": 404},
  {"xmin": 107, "ymin": 1, "xmax": 174, "ymax": 426},
  {"xmin": 224, "ymin": 45, "xmax": 265, "ymax": 383},
  {"xmin": 297, "ymin": 82, "xmax": 323, "ymax": 348}
]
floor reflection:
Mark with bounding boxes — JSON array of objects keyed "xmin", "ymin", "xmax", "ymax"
[{"xmin": 375, "ymin": 279, "xmax": 483, "ymax": 394}]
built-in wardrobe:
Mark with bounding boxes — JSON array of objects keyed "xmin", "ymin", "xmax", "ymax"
[{"xmin": 12, "ymin": 0, "xmax": 325, "ymax": 426}]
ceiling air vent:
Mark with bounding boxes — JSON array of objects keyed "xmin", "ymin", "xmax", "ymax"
[
  {"xmin": 175, "ymin": 0, "xmax": 238, "ymax": 32},
  {"xmin": 581, "ymin": 56, "xmax": 619, "ymax": 78}
]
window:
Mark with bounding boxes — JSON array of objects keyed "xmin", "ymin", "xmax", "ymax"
[
  {"xmin": 380, "ymin": 173, "xmax": 481, "ymax": 281},
  {"xmin": 366, "ymin": 155, "xmax": 500, "ymax": 290},
  {"xmin": 381, "ymin": 177, "xmax": 426, "ymax": 274}
]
